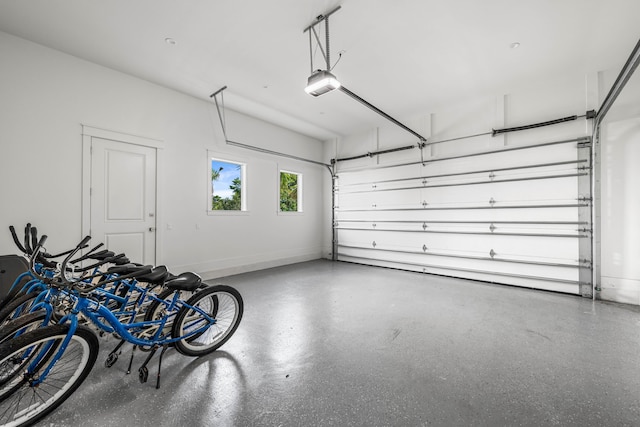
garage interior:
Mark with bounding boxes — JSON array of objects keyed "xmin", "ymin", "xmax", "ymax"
[{"xmin": 0, "ymin": 0, "xmax": 639, "ymax": 426}]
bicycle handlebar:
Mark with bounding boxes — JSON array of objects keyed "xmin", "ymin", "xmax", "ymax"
[
  {"xmin": 27, "ymin": 233, "xmax": 151, "ymax": 294},
  {"xmin": 28, "ymin": 234, "xmax": 50, "ymax": 281},
  {"xmin": 24, "ymin": 223, "xmax": 33, "ymax": 255},
  {"xmin": 57, "ymin": 235, "xmax": 92, "ymax": 286},
  {"xmin": 30, "ymin": 226, "xmax": 39, "ymax": 255},
  {"xmin": 69, "ymin": 242, "xmax": 105, "ymax": 264},
  {"xmin": 9, "ymin": 225, "xmax": 27, "ymax": 254},
  {"xmin": 75, "ymin": 253, "xmax": 126, "ymax": 272}
]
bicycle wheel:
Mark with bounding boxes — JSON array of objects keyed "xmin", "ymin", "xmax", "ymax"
[
  {"xmin": 0, "ymin": 311, "xmax": 49, "ymax": 344},
  {"xmin": 0, "ymin": 324, "xmax": 99, "ymax": 426},
  {"xmin": 137, "ymin": 288, "xmax": 180, "ymax": 345},
  {"xmin": 0, "ymin": 291, "xmax": 39, "ymax": 325},
  {"xmin": 0, "ymin": 276, "xmax": 32, "ymax": 313},
  {"xmin": 172, "ymin": 285, "xmax": 243, "ymax": 357}
]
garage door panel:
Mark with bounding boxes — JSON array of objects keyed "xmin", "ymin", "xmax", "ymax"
[
  {"xmin": 335, "ymin": 136, "xmax": 592, "ymax": 295},
  {"xmin": 338, "ymin": 229, "xmax": 580, "ymax": 263}
]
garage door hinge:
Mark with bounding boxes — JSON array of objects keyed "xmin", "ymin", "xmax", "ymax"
[{"xmin": 577, "ymin": 136, "xmax": 592, "ymax": 147}]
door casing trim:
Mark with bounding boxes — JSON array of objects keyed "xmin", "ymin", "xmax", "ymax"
[{"xmin": 81, "ymin": 125, "xmax": 164, "ymax": 265}]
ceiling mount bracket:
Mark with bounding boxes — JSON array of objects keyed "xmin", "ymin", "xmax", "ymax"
[
  {"xmin": 304, "ymin": 6, "xmax": 342, "ymax": 96},
  {"xmin": 209, "ymin": 85, "xmax": 228, "ymax": 141},
  {"xmin": 303, "ymin": 6, "xmax": 428, "ymax": 143}
]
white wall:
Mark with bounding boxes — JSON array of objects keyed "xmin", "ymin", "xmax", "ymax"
[
  {"xmin": 598, "ymin": 66, "xmax": 640, "ymax": 305},
  {"xmin": 0, "ymin": 32, "xmax": 327, "ymax": 278},
  {"xmin": 323, "ymin": 65, "xmax": 640, "ymax": 305}
]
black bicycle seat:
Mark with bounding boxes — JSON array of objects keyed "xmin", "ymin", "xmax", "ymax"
[
  {"xmin": 107, "ymin": 264, "xmax": 152, "ymax": 276},
  {"xmin": 165, "ymin": 272, "xmax": 202, "ymax": 292},
  {"xmin": 136, "ymin": 265, "xmax": 169, "ymax": 285},
  {"xmin": 89, "ymin": 250, "xmax": 115, "ymax": 261}
]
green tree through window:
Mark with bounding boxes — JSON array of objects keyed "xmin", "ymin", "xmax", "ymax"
[
  {"xmin": 280, "ymin": 171, "xmax": 300, "ymax": 212},
  {"xmin": 211, "ymin": 159, "xmax": 244, "ymax": 211}
]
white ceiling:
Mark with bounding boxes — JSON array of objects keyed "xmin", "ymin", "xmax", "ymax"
[{"xmin": 0, "ymin": 0, "xmax": 638, "ymax": 141}]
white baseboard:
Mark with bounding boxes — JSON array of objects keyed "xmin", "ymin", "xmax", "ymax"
[{"xmin": 167, "ymin": 248, "xmax": 323, "ymax": 280}]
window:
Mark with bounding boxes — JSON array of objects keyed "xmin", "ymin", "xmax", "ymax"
[
  {"xmin": 209, "ymin": 158, "xmax": 246, "ymax": 212},
  {"xmin": 279, "ymin": 170, "xmax": 302, "ymax": 212}
]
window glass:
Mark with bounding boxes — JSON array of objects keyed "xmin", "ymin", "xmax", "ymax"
[
  {"xmin": 280, "ymin": 170, "xmax": 302, "ymax": 212},
  {"xmin": 211, "ymin": 159, "xmax": 245, "ymax": 211}
]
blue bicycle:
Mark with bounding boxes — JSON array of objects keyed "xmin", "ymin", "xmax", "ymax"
[{"xmin": 0, "ymin": 235, "xmax": 243, "ymax": 427}]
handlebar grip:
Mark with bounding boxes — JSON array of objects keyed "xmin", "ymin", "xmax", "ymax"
[
  {"xmin": 70, "ymin": 242, "xmax": 105, "ymax": 263},
  {"xmin": 9, "ymin": 226, "xmax": 27, "ymax": 253},
  {"xmin": 78, "ymin": 235, "xmax": 91, "ymax": 248},
  {"xmin": 24, "ymin": 223, "xmax": 33, "ymax": 254},
  {"xmin": 37, "ymin": 234, "xmax": 48, "ymax": 248},
  {"xmin": 30, "ymin": 226, "xmax": 39, "ymax": 252}
]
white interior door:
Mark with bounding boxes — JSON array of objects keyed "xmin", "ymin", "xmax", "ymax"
[{"xmin": 90, "ymin": 137, "xmax": 156, "ymax": 265}]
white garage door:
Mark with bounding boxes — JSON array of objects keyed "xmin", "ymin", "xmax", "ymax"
[{"xmin": 334, "ymin": 136, "xmax": 592, "ymax": 295}]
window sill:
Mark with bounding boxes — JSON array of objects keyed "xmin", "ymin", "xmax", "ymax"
[
  {"xmin": 207, "ymin": 210, "xmax": 250, "ymax": 216},
  {"xmin": 277, "ymin": 210, "xmax": 304, "ymax": 216}
]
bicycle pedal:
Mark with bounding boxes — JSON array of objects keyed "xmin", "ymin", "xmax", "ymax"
[
  {"xmin": 138, "ymin": 366, "xmax": 149, "ymax": 383},
  {"xmin": 104, "ymin": 353, "xmax": 118, "ymax": 368}
]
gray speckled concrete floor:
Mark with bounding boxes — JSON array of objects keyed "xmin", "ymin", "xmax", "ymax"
[{"xmin": 43, "ymin": 260, "xmax": 640, "ymax": 427}]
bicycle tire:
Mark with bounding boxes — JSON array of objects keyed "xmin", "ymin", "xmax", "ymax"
[
  {"xmin": 136, "ymin": 288, "xmax": 179, "ymax": 346},
  {"xmin": 0, "ymin": 310, "xmax": 49, "ymax": 344},
  {"xmin": 143, "ymin": 288, "xmax": 177, "ymax": 322},
  {"xmin": 0, "ymin": 324, "xmax": 99, "ymax": 426},
  {"xmin": 0, "ymin": 275, "xmax": 31, "ymax": 313},
  {"xmin": 0, "ymin": 291, "xmax": 39, "ymax": 325},
  {"xmin": 172, "ymin": 285, "xmax": 243, "ymax": 357}
]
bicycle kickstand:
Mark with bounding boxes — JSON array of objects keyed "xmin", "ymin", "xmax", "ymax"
[
  {"xmin": 156, "ymin": 344, "xmax": 169, "ymax": 389},
  {"xmin": 127, "ymin": 345, "xmax": 137, "ymax": 374}
]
